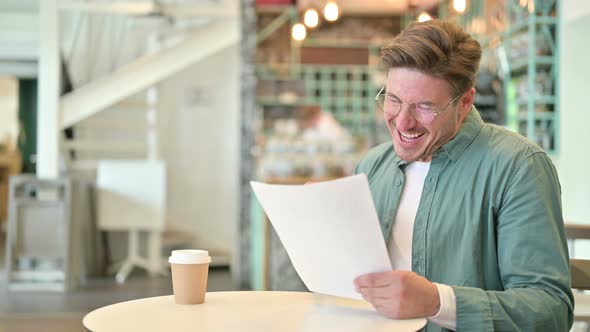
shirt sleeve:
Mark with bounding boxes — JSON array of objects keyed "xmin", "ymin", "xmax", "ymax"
[
  {"xmin": 452, "ymin": 152, "xmax": 573, "ymax": 331},
  {"xmin": 428, "ymin": 283, "xmax": 457, "ymax": 331}
]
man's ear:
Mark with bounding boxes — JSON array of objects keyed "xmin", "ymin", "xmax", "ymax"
[{"xmin": 459, "ymin": 87, "xmax": 476, "ymax": 117}]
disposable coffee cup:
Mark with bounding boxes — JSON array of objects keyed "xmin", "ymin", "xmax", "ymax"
[{"xmin": 169, "ymin": 250, "xmax": 212, "ymax": 305}]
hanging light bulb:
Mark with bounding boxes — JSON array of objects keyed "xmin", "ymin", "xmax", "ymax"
[
  {"xmin": 324, "ymin": 1, "xmax": 339, "ymax": 22},
  {"xmin": 417, "ymin": 11, "xmax": 432, "ymax": 22},
  {"xmin": 304, "ymin": 8, "xmax": 319, "ymax": 28},
  {"xmin": 292, "ymin": 23, "xmax": 307, "ymax": 41},
  {"xmin": 453, "ymin": 0, "xmax": 466, "ymax": 13}
]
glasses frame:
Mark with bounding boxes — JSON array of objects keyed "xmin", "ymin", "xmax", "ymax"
[{"xmin": 374, "ymin": 87, "xmax": 463, "ymax": 124}]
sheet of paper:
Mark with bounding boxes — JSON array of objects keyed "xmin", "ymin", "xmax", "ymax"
[{"xmin": 251, "ymin": 174, "xmax": 392, "ymax": 300}]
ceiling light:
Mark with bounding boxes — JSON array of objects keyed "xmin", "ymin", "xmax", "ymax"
[
  {"xmin": 453, "ymin": 0, "xmax": 466, "ymax": 13},
  {"xmin": 304, "ymin": 8, "xmax": 319, "ymax": 28},
  {"xmin": 292, "ymin": 23, "xmax": 307, "ymax": 41},
  {"xmin": 417, "ymin": 12, "xmax": 432, "ymax": 22},
  {"xmin": 324, "ymin": 1, "xmax": 339, "ymax": 22}
]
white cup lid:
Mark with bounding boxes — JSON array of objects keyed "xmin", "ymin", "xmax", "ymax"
[{"xmin": 168, "ymin": 249, "xmax": 211, "ymax": 264}]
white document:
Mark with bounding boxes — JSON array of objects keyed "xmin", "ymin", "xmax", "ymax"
[{"xmin": 250, "ymin": 174, "xmax": 392, "ymax": 300}]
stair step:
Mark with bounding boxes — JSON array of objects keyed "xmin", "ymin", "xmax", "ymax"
[
  {"xmin": 76, "ymin": 116, "xmax": 149, "ymax": 129},
  {"xmin": 69, "ymin": 158, "xmax": 150, "ymax": 172},
  {"xmin": 63, "ymin": 140, "xmax": 147, "ymax": 152}
]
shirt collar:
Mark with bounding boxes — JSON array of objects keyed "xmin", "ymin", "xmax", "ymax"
[
  {"xmin": 437, "ymin": 107, "xmax": 483, "ymax": 162},
  {"xmin": 396, "ymin": 158, "xmax": 407, "ymax": 167}
]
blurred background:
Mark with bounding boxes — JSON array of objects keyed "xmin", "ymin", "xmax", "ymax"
[{"xmin": 0, "ymin": 0, "xmax": 588, "ymax": 331}]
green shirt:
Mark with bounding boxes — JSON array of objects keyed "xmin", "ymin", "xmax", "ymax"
[{"xmin": 354, "ymin": 109, "xmax": 573, "ymax": 331}]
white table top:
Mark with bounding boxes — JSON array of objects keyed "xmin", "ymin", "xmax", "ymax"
[{"xmin": 83, "ymin": 291, "xmax": 427, "ymax": 332}]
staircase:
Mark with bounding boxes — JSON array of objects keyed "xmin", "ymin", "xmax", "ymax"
[
  {"xmin": 0, "ymin": 1, "xmax": 240, "ymax": 170},
  {"xmin": 64, "ymin": 91, "xmax": 155, "ymax": 172},
  {"xmin": 0, "ymin": 0, "xmax": 240, "ymax": 275},
  {"xmin": 56, "ymin": 2, "xmax": 240, "ymax": 172},
  {"xmin": 57, "ymin": 2, "xmax": 240, "ymax": 272}
]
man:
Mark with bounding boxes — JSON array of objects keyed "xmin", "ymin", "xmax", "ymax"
[
  {"xmin": 296, "ymin": 104, "xmax": 350, "ymax": 144},
  {"xmin": 352, "ymin": 20, "xmax": 573, "ymax": 331}
]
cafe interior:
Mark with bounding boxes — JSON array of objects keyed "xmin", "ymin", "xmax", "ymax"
[{"xmin": 0, "ymin": 0, "xmax": 589, "ymax": 330}]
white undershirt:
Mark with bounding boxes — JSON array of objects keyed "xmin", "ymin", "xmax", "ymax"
[
  {"xmin": 388, "ymin": 161, "xmax": 430, "ymax": 271},
  {"xmin": 388, "ymin": 161, "xmax": 457, "ymax": 331}
]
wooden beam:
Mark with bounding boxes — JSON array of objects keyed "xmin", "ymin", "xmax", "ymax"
[
  {"xmin": 571, "ymin": 259, "xmax": 590, "ymax": 290},
  {"xmin": 565, "ymin": 223, "xmax": 590, "ymax": 240}
]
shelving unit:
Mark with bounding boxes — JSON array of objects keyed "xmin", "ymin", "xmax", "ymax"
[
  {"xmin": 253, "ymin": 64, "xmax": 382, "ymax": 291},
  {"xmin": 503, "ymin": 0, "xmax": 559, "ymax": 152},
  {"xmin": 437, "ymin": 0, "xmax": 559, "ymax": 152},
  {"xmin": 252, "ymin": 6, "xmax": 402, "ymax": 290},
  {"xmin": 256, "ymin": 64, "xmax": 380, "ymax": 138}
]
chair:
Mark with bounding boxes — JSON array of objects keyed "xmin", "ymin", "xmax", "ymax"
[{"xmin": 566, "ymin": 223, "xmax": 590, "ymax": 327}]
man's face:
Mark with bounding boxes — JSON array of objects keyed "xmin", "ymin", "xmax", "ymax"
[{"xmin": 384, "ymin": 67, "xmax": 474, "ymax": 162}]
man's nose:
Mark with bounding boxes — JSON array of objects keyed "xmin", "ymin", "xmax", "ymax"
[{"xmin": 395, "ymin": 103, "xmax": 418, "ymax": 129}]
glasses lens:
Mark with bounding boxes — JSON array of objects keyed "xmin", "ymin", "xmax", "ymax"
[
  {"xmin": 416, "ymin": 111, "xmax": 435, "ymax": 124},
  {"xmin": 415, "ymin": 105, "xmax": 436, "ymax": 124},
  {"xmin": 376, "ymin": 91, "xmax": 440, "ymax": 124},
  {"xmin": 376, "ymin": 94, "xmax": 385, "ymax": 111},
  {"xmin": 377, "ymin": 94, "xmax": 398, "ymax": 116}
]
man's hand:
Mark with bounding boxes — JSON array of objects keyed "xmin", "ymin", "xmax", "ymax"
[{"xmin": 354, "ymin": 270, "xmax": 440, "ymax": 319}]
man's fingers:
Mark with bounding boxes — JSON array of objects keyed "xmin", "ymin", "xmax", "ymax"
[
  {"xmin": 369, "ymin": 296, "xmax": 396, "ymax": 308},
  {"xmin": 374, "ymin": 304, "xmax": 386, "ymax": 312},
  {"xmin": 358, "ymin": 285, "xmax": 394, "ymax": 301},
  {"xmin": 359, "ymin": 290, "xmax": 370, "ymax": 302},
  {"xmin": 355, "ymin": 272, "xmax": 395, "ymax": 288}
]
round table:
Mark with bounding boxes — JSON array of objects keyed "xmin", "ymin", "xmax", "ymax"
[{"xmin": 83, "ymin": 291, "xmax": 427, "ymax": 332}]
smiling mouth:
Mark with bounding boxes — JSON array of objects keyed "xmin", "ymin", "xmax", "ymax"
[{"xmin": 398, "ymin": 130, "xmax": 425, "ymax": 143}]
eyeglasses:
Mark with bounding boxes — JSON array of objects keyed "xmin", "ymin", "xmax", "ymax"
[{"xmin": 375, "ymin": 87, "xmax": 462, "ymax": 125}]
